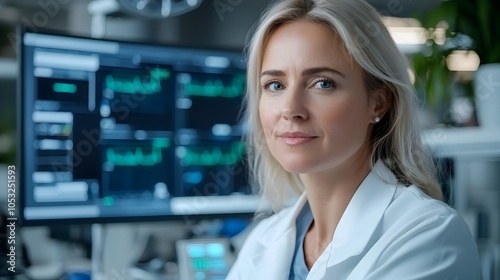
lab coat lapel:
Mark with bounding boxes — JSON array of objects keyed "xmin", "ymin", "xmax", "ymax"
[
  {"xmin": 251, "ymin": 193, "xmax": 309, "ymax": 279},
  {"xmin": 251, "ymin": 227, "xmax": 295, "ymax": 279},
  {"xmin": 308, "ymin": 161, "xmax": 398, "ymax": 278}
]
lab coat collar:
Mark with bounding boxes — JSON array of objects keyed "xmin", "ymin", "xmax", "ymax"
[
  {"xmin": 253, "ymin": 160, "xmax": 398, "ymax": 271},
  {"xmin": 254, "ymin": 190, "xmax": 308, "ymax": 248},
  {"xmin": 326, "ymin": 160, "xmax": 398, "ymax": 267},
  {"xmin": 250, "ymin": 188, "xmax": 308, "ymax": 277}
]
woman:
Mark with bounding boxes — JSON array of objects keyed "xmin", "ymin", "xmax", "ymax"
[{"xmin": 227, "ymin": 0, "xmax": 480, "ymax": 279}]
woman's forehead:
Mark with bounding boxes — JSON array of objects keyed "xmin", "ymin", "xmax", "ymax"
[{"xmin": 260, "ymin": 21, "xmax": 357, "ymax": 74}]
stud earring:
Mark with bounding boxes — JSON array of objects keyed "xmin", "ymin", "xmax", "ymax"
[{"xmin": 374, "ymin": 116, "xmax": 380, "ymax": 123}]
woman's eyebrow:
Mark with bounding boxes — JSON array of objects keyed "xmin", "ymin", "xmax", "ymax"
[
  {"xmin": 260, "ymin": 70, "xmax": 285, "ymax": 78},
  {"xmin": 260, "ymin": 67, "xmax": 345, "ymax": 79},
  {"xmin": 302, "ymin": 67, "xmax": 345, "ymax": 78}
]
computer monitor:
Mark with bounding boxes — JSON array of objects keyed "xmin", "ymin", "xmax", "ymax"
[{"xmin": 18, "ymin": 28, "xmax": 258, "ymax": 225}]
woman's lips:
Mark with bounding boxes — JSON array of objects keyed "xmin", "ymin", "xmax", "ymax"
[{"xmin": 278, "ymin": 132, "xmax": 317, "ymax": 146}]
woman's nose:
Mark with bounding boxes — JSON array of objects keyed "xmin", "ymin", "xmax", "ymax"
[{"xmin": 280, "ymin": 90, "xmax": 308, "ymax": 121}]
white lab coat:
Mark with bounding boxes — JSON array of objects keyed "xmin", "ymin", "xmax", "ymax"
[{"xmin": 227, "ymin": 161, "xmax": 481, "ymax": 279}]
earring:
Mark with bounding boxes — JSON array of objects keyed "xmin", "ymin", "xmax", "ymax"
[{"xmin": 374, "ymin": 116, "xmax": 380, "ymax": 123}]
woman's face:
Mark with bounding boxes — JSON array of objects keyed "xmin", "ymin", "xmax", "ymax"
[{"xmin": 259, "ymin": 21, "xmax": 378, "ymax": 174}]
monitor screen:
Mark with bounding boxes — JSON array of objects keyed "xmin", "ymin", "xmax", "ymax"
[{"xmin": 19, "ymin": 29, "xmax": 258, "ymax": 225}]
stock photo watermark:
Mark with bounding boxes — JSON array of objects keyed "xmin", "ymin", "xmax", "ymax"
[
  {"xmin": 213, "ymin": 0, "xmax": 243, "ymax": 21},
  {"xmin": 6, "ymin": 165, "xmax": 17, "ymax": 273}
]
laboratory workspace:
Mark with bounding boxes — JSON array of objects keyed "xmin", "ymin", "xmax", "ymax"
[{"xmin": 0, "ymin": 0, "xmax": 499, "ymax": 279}]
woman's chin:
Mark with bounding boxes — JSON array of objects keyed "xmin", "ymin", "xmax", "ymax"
[{"xmin": 280, "ymin": 162, "xmax": 315, "ymax": 174}]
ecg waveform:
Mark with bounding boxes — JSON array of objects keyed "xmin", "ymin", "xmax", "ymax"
[
  {"xmin": 183, "ymin": 75, "xmax": 245, "ymax": 98},
  {"xmin": 105, "ymin": 68, "xmax": 171, "ymax": 95},
  {"xmin": 106, "ymin": 138, "xmax": 171, "ymax": 166},
  {"xmin": 181, "ymin": 142, "xmax": 245, "ymax": 166}
]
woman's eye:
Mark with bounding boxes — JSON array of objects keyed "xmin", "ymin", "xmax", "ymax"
[
  {"xmin": 265, "ymin": 82, "xmax": 285, "ymax": 91},
  {"xmin": 314, "ymin": 80, "xmax": 335, "ymax": 89}
]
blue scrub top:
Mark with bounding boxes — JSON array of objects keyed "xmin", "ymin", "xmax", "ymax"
[{"xmin": 289, "ymin": 201, "xmax": 313, "ymax": 280}]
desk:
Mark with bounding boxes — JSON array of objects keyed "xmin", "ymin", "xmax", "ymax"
[
  {"xmin": 423, "ymin": 127, "xmax": 500, "ymax": 242},
  {"xmin": 422, "ymin": 127, "xmax": 500, "ymax": 158}
]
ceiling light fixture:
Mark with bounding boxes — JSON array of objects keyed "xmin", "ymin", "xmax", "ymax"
[{"xmin": 117, "ymin": 0, "xmax": 203, "ymax": 19}]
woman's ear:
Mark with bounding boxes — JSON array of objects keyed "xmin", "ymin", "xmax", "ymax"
[{"xmin": 371, "ymin": 87, "xmax": 390, "ymax": 122}]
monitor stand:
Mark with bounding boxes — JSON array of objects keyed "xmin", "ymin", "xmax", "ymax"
[
  {"xmin": 91, "ymin": 224, "xmax": 106, "ymax": 280},
  {"xmin": 90, "ymin": 223, "xmax": 142, "ymax": 279}
]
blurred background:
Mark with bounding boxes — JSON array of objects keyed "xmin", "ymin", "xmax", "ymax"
[{"xmin": 0, "ymin": 0, "xmax": 499, "ymax": 279}]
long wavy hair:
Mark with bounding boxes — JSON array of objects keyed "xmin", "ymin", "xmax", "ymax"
[{"xmin": 243, "ymin": 0, "xmax": 442, "ymax": 213}]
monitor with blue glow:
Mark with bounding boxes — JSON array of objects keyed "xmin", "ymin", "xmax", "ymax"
[{"xmin": 18, "ymin": 28, "xmax": 258, "ymax": 225}]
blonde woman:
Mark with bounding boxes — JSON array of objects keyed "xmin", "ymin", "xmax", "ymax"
[{"xmin": 226, "ymin": 0, "xmax": 480, "ymax": 279}]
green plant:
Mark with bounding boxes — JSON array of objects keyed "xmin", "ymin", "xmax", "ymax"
[{"xmin": 411, "ymin": 0, "xmax": 500, "ymax": 109}]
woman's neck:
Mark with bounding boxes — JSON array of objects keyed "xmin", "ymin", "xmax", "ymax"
[{"xmin": 300, "ymin": 153, "xmax": 372, "ymax": 267}]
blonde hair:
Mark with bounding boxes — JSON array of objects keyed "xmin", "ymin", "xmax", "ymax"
[{"xmin": 243, "ymin": 0, "xmax": 442, "ymax": 213}]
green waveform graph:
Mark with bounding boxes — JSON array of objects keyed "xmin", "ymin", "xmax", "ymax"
[
  {"xmin": 106, "ymin": 138, "xmax": 171, "ymax": 166},
  {"xmin": 105, "ymin": 68, "xmax": 171, "ymax": 95},
  {"xmin": 183, "ymin": 75, "xmax": 245, "ymax": 98},
  {"xmin": 181, "ymin": 141, "xmax": 245, "ymax": 166}
]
